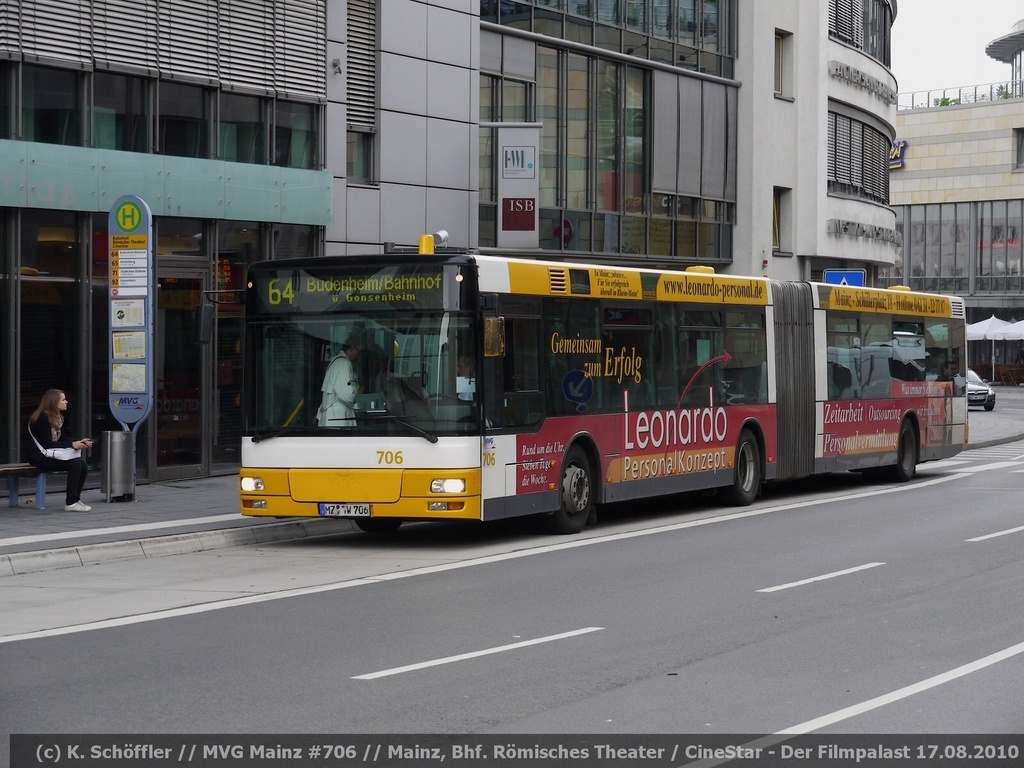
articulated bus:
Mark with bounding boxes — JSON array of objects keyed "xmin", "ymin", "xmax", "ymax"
[{"xmin": 238, "ymin": 235, "xmax": 967, "ymax": 534}]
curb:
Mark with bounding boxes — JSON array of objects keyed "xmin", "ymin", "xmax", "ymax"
[{"xmin": 0, "ymin": 517, "xmax": 357, "ymax": 578}]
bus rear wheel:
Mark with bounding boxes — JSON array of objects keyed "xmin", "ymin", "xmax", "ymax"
[
  {"xmin": 722, "ymin": 429, "xmax": 761, "ymax": 506},
  {"xmin": 355, "ymin": 518, "xmax": 403, "ymax": 534},
  {"xmin": 888, "ymin": 420, "xmax": 917, "ymax": 482},
  {"xmin": 547, "ymin": 446, "xmax": 593, "ymax": 535}
]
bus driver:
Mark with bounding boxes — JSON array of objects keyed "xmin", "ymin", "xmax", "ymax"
[{"xmin": 316, "ymin": 336, "xmax": 362, "ymax": 427}]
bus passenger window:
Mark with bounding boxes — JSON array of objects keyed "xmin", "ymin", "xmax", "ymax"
[
  {"xmin": 500, "ymin": 317, "xmax": 542, "ymax": 428},
  {"xmin": 829, "ymin": 363, "xmax": 854, "ymax": 400}
]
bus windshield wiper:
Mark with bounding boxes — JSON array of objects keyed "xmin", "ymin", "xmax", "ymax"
[
  {"xmin": 251, "ymin": 427, "xmax": 328, "ymax": 443},
  {"xmin": 360, "ymin": 413, "xmax": 439, "ymax": 443}
]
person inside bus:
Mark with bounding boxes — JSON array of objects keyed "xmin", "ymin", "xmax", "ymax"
[
  {"xmin": 315, "ymin": 336, "xmax": 362, "ymax": 427},
  {"xmin": 938, "ymin": 359, "xmax": 966, "ymax": 395},
  {"xmin": 829, "ymin": 363, "xmax": 855, "ymax": 400},
  {"xmin": 457, "ymin": 353, "xmax": 476, "ymax": 401},
  {"xmin": 26, "ymin": 389, "xmax": 94, "ymax": 512}
]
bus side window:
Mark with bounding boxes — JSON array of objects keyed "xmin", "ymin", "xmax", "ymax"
[{"xmin": 499, "ymin": 317, "xmax": 542, "ymax": 427}]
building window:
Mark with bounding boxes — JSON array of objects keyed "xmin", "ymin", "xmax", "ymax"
[
  {"xmin": 773, "ymin": 187, "xmax": 791, "ymax": 254},
  {"xmin": 346, "ymin": 0, "xmax": 377, "ymax": 181},
  {"xmin": 347, "ymin": 128, "xmax": 374, "ymax": 182},
  {"xmin": 273, "ymin": 100, "xmax": 318, "ymax": 169},
  {"xmin": 19, "ymin": 209, "xmax": 87, "ymax": 443},
  {"xmin": 159, "ymin": 81, "xmax": 210, "ymax": 158},
  {"xmin": 23, "ymin": 64, "xmax": 82, "ymax": 146},
  {"xmin": 774, "ymin": 31, "xmax": 793, "ymax": 97},
  {"xmin": 219, "ymin": 92, "xmax": 267, "ymax": 164},
  {"xmin": 829, "ymin": 0, "xmax": 891, "ymax": 66},
  {"xmin": 827, "ymin": 111, "xmax": 889, "ymax": 205},
  {"xmin": 94, "ymin": 72, "xmax": 150, "ymax": 153},
  {"xmin": 1015, "ymin": 128, "xmax": 1024, "ymax": 168},
  {"xmin": 0, "ymin": 63, "xmax": 9, "ymax": 140}
]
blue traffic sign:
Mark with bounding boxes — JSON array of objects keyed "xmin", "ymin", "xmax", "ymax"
[{"xmin": 823, "ymin": 269, "xmax": 866, "ymax": 286}]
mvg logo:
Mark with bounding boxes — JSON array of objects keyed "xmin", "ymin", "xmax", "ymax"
[
  {"xmin": 114, "ymin": 396, "xmax": 145, "ymax": 410},
  {"xmin": 502, "ymin": 145, "xmax": 535, "ymax": 179}
]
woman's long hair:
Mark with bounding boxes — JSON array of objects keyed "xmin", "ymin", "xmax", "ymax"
[{"xmin": 30, "ymin": 389, "xmax": 65, "ymax": 426}]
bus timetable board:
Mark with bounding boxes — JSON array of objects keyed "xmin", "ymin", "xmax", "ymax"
[{"xmin": 107, "ymin": 195, "xmax": 154, "ymax": 429}]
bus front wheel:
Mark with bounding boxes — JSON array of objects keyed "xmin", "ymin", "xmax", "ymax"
[
  {"xmin": 723, "ymin": 430, "xmax": 761, "ymax": 506},
  {"xmin": 548, "ymin": 446, "xmax": 593, "ymax": 535},
  {"xmin": 889, "ymin": 421, "xmax": 917, "ymax": 482}
]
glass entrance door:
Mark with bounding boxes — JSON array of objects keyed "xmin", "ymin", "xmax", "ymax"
[{"xmin": 152, "ymin": 269, "xmax": 209, "ymax": 481}]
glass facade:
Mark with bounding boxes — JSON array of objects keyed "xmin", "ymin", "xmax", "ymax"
[
  {"xmin": 887, "ymin": 201, "xmax": 1024, "ymax": 298},
  {"xmin": 482, "ymin": 0, "xmax": 736, "ymax": 78},
  {"xmin": 480, "ymin": 12, "xmax": 736, "ymax": 263},
  {"xmin": 1, "ymin": 58, "xmax": 325, "ymax": 466},
  {"xmin": 2, "ymin": 62, "xmax": 321, "ymax": 170}
]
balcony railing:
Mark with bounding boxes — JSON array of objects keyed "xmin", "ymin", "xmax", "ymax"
[{"xmin": 897, "ymin": 80, "xmax": 1024, "ymax": 110}]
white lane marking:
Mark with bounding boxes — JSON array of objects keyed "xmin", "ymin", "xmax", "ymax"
[
  {"xmin": 685, "ymin": 639, "xmax": 1024, "ymax": 766},
  {"xmin": 777, "ymin": 638, "xmax": 1024, "ymax": 734},
  {"xmin": 0, "ymin": 514, "xmax": 240, "ymax": 548},
  {"xmin": 351, "ymin": 627, "xmax": 604, "ymax": 680},
  {"xmin": 920, "ymin": 458, "xmax": 971, "ymax": 470},
  {"xmin": 949, "ymin": 460, "xmax": 1022, "ymax": 473},
  {"xmin": 2, "ymin": 473, "xmax": 968, "ymax": 644},
  {"xmin": 966, "ymin": 524, "xmax": 1024, "ymax": 542},
  {"xmin": 757, "ymin": 562, "xmax": 885, "ymax": 593}
]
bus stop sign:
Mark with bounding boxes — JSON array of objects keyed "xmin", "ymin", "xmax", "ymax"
[{"xmin": 823, "ymin": 269, "xmax": 866, "ymax": 286}]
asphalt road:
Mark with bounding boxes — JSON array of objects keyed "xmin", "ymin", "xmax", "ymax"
[{"xmin": 2, "ymin": 440, "xmax": 1023, "ymax": 754}]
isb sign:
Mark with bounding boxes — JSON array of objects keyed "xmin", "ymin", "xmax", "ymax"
[{"xmin": 503, "ymin": 198, "xmax": 536, "ymax": 231}]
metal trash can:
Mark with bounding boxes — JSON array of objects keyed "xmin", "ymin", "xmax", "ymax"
[{"xmin": 101, "ymin": 430, "xmax": 136, "ymax": 502}]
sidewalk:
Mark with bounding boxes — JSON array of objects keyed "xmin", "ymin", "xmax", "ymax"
[
  {"xmin": 3, "ymin": 390, "xmax": 1023, "ymax": 576},
  {"xmin": 0, "ymin": 474, "xmax": 358, "ymax": 576}
]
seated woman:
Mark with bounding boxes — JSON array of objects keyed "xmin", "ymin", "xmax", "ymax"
[{"xmin": 27, "ymin": 389, "xmax": 93, "ymax": 512}]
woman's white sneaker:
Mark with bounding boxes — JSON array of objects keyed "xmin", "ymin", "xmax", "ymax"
[{"xmin": 64, "ymin": 501, "xmax": 91, "ymax": 512}]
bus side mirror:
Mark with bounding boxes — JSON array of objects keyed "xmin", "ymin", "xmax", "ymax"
[
  {"xmin": 194, "ymin": 301, "xmax": 215, "ymax": 344},
  {"xmin": 483, "ymin": 316, "xmax": 505, "ymax": 357}
]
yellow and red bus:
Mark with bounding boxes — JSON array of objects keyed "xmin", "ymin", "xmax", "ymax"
[{"xmin": 238, "ymin": 236, "xmax": 967, "ymax": 534}]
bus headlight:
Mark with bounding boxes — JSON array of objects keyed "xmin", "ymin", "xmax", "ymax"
[
  {"xmin": 430, "ymin": 478, "xmax": 466, "ymax": 494},
  {"xmin": 240, "ymin": 476, "xmax": 264, "ymax": 492}
]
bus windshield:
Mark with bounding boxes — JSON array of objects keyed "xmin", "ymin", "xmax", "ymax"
[{"xmin": 249, "ymin": 311, "xmax": 480, "ymax": 439}]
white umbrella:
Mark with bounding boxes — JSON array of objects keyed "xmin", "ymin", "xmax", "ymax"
[
  {"xmin": 966, "ymin": 314, "xmax": 1012, "ymax": 340},
  {"xmin": 990, "ymin": 319, "xmax": 1024, "ymax": 340},
  {"xmin": 991, "ymin": 319, "xmax": 1024, "ymax": 375},
  {"xmin": 966, "ymin": 315, "xmax": 1013, "ymax": 377}
]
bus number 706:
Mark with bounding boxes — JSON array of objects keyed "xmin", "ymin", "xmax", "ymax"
[{"xmin": 377, "ymin": 450, "xmax": 404, "ymax": 465}]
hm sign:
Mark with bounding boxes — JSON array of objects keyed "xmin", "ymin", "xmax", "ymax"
[{"xmin": 502, "ymin": 146, "xmax": 535, "ymax": 179}]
